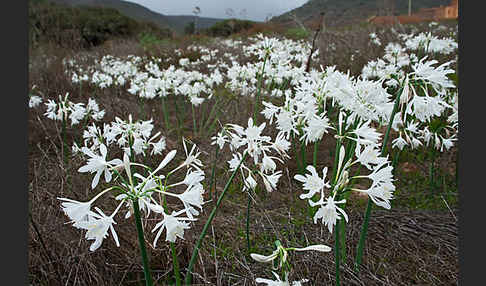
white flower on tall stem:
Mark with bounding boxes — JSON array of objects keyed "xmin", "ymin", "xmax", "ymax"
[
  {"xmin": 272, "ymin": 132, "xmax": 291, "ymax": 159},
  {"xmin": 151, "ymin": 207, "xmax": 196, "ymax": 246},
  {"xmin": 29, "ymin": 95, "xmax": 43, "ymax": 108},
  {"xmin": 259, "ymin": 170, "xmax": 282, "ymax": 193},
  {"xmin": 293, "ymin": 165, "xmax": 330, "ymax": 200},
  {"xmin": 255, "ymin": 272, "xmax": 309, "ymax": 286},
  {"xmin": 309, "ymin": 195, "xmax": 348, "ymax": 233},
  {"xmin": 251, "ymin": 240, "xmax": 330, "ymax": 285},
  {"xmin": 211, "ymin": 130, "xmax": 229, "ymax": 150},
  {"xmin": 78, "ymin": 144, "xmax": 123, "ymax": 189},
  {"xmin": 353, "ymin": 144, "xmax": 387, "ymax": 170},
  {"xmin": 150, "ymin": 136, "xmax": 167, "ymax": 155},
  {"xmin": 174, "ymin": 138, "xmax": 203, "ymax": 172},
  {"xmin": 169, "ymin": 183, "xmax": 205, "ymax": 219},
  {"xmin": 75, "ymin": 204, "xmax": 123, "ymax": 251},
  {"xmin": 300, "ymin": 114, "xmax": 331, "ymax": 145},
  {"xmin": 58, "ymin": 187, "xmax": 114, "ymax": 226},
  {"xmin": 349, "ymin": 120, "xmax": 382, "ymax": 148}
]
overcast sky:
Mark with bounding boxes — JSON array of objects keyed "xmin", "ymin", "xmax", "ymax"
[{"xmin": 124, "ymin": 0, "xmax": 309, "ymax": 22}]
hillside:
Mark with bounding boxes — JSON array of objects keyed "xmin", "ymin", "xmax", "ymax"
[
  {"xmin": 47, "ymin": 0, "xmax": 225, "ymax": 34},
  {"xmin": 165, "ymin": 15, "xmax": 227, "ymax": 35},
  {"xmin": 271, "ymin": 0, "xmax": 452, "ymax": 28}
]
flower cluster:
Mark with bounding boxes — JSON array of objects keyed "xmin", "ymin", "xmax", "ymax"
[
  {"xmin": 251, "ymin": 240, "xmax": 331, "ymax": 285},
  {"xmin": 59, "ymin": 136, "xmax": 206, "ymax": 251},
  {"xmin": 215, "ymin": 118, "xmax": 291, "ymax": 194},
  {"xmin": 29, "ymin": 85, "xmax": 43, "ymax": 108},
  {"xmin": 44, "ymin": 93, "xmax": 105, "ymax": 126},
  {"xmin": 73, "ymin": 114, "xmax": 166, "ymax": 158}
]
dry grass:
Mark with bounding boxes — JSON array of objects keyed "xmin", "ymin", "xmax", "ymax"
[{"xmin": 28, "ymin": 24, "xmax": 458, "ymax": 285}]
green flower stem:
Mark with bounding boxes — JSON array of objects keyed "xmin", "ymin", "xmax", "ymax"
[
  {"xmin": 293, "ymin": 135, "xmax": 301, "ymax": 173},
  {"xmin": 328, "ymin": 135, "xmax": 344, "ymax": 285},
  {"xmin": 139, "ymin": 97, "xmax": 145, "ymax": 119},
  {"xmin": 429, "ymin": 147, "xmax": 436, "ymax": 193},
  {"xmin": 192, "ymin": 104, "xmax": 197, "ymax": 136},
  {"xmin": 132, "ymin": 199, "xmax": 154, "ymax": 286},
  {"xmin": 308, "ymin": 139, "xmax": 320, "ymax": 218},
  {"xmin": 313, "ymin": 140, "xmax": 319, "ymax": 168},
  {"xmin": 300, "ymin": 140, "xmax": 307, "ymax": 174},
  {"xmin": 392, "ymin": 148, "xmax": 401, "ymax": 174},
  {"xmin": 62, "ymin": 116, "xmax": 69, "ymax": 167},
  {"xmin": 246, "ymin": 189, "xmax": 252, "ymax": 253},
  {"xmin": 174, "ymin": 96, "xmax": 182, "ymax": 140},
  {"xmin": 160, "ymin": 189, "xmax": 181, "ymax": 286},
  {"xmin": 127, "ymin": 141, "xmax": 153, "ymax": 285},
  {"xmin": 184, "ymin": 152, "xmax": 248, "ymax": 285},
  {"xmin": 334, "ymin": 195, "xmax": 341, "ymax": 286},
  {"xmin": 201, "ymin": 98, "xmax": 220, "ymax": 135},
  {"xmin": 253, "ymin": 54, "xmax": 268, "ymax": 123},
  {"xmin": 170, "ymin": 242, "xmax": 181, "ymax": 286},
  {"xmin": 331, "ymin": 140, "xmax": 343, "ymax": 184},
  {"xmin": 208, "ymin": 148, "xmax": 219, "ymax": 202},
  {"xmin": 180, "ymin": 95, "xmax": 186, "ymax": 124},
  {"xmin": 161, "ymin": 96, "xmax": 170, "ymax": 132},
  {"xmin": 354, "ymin": 84, "xmax": 403, "ymax": 273}
]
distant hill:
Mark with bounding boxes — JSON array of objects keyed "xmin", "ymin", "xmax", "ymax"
[
  {"xmin": 165, "ymin": 15, "xmax": 226, "ymax": 35},
  {"xmin": 271, "ymin": 0, "xmax": 452, "ymax": 28},
  {"xmin": 48, "ymin": 0, "xmax": 225, "ymax": 34}
]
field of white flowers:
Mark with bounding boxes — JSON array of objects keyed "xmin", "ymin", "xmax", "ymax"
[{"xmin": 28, "ymin": 20, "xmax": 458, "ymax": 285}]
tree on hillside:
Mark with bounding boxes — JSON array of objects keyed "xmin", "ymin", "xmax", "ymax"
[
  {"xmin": 225, "ymin": 8, "xmax": 235, "ymax": 18},
  {"xmin": 184, "ymin": 21, "xmax": 195, "ymax": 35},
  {"xmin": 193, "ymin": 6, "xmax": 201, "ymax": 34}
]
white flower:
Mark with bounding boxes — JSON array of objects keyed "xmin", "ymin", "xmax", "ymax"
[
  {"xmin": 75, "ymin": 207, "xmax": 120, "ymax": 252},
  {"xmin": 228, "ymin": 152, "xmax": 245, "ymax": 172},
  {"xmin": 78, "ymin": 144, "xmax": 123, "ymax": 189},
  {"xmin": 354, "ymin": 144, "xmax": 387, "ymax": 170},
  {"xmin": 357, "ymin": 181, "xmax": 395, "ymax": 210},
  {"xmin": 300, "ymin": 114, "xmax": 331, "ymax": 145},
  {"xmin": 272, "ymin": 132, "xmax": 291, "ymax": 158},
  {"xmin": 150, "ymin": 136, "xmax": 166, "ymax": 155},
  {"xmin": 440, "ymin": 135, "xmax": 456, "ymax": 152},
  {"xmin": 255, "ymin": 272, "xmax": 309, "ymax": 286},
  {"xmin": 310, "ymin": 196, "xmax": 348, "ymax": 233},
  {"xmin": 211, "ymin": 131, "xmax": 228, "ymax": 150},
  {"xmin": 261, "ymin": 155, "xmax": 278, "ymax": 173},
  {"xmin": 392, "ymin": 135, "xmax": 408, "ymax": 150},
  {"xmin": 294, "ymin": 166, "xmax": 330, "ymax": 200},
  {"xmin": 132, "ymin": 137, "xmax": 146, "ymax": 155},
  {"xmin": 177, "ymin": 138, "xmax": 203, "ymax": 171},
  {"xmin": 58, "ymin": 198, "xmax": 93, "ymax": 226},
  {"xmin": 69, "ymin": 103, "xmax": 87, "ymax": 126},
  {"xmin": 29, "ymin": 95, "xmax": 43, "ymax": 108},
  {"xmin": 260, "ymin": 171, "xmax": 282, "ymax": 193},
  {"xmin": 250, "ymin": 249, "xmax": 280, "ymax": 263},
  {"xmin": 151, "ymin": 208, "xmax": 195, "ymax": 246},
  {"xmin": 189, "ymin": 95, "xmax": 205, "ymax": 106},
  {"xmin": 292, "ymin": 244, "xmax": 332, "ymax": 252},
  {"xmin": 367, "ymin": 163, "xmax": 394, "ymax": 188},
  {"xmin": 244, "ymin": 173, "xmax": 258, "ymax": 191},
  {"xmin": 176, "ymin": 184, "xmax": 205, "ymax": 219},
  {"xmin": 261, "ymin": 101, "xmax": 280, "ymax": 124},
  {"xmin": 58, "ymin": 188, "xmax": 111, "ymax": 226},
  {"xmin": 352, "ymin": 120, "xmax": 382, "ymax": 147},
  {"xmin": 411, "ymin": 57, "xmax": 455, "ymax": 90}
]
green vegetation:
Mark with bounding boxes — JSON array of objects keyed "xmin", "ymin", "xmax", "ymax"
[
  {"xmin": 285, "ymin": 27, "xmax": 311, "ymax": 40},
  {"xmin": 203, "ymin": 18, "xmax": 256, "ymax": 37},
  {"xmin": 272, "ymin": 0, "xmax": 452, "ymax": 27},
  {"xmin": 29, "ymin": 1, "xmax": 172, "ymax": 49}
]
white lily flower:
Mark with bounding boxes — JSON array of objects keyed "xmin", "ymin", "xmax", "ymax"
[{"xmin": 78, "ymin": 144, "xmax": 123, "ymax": 189}]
